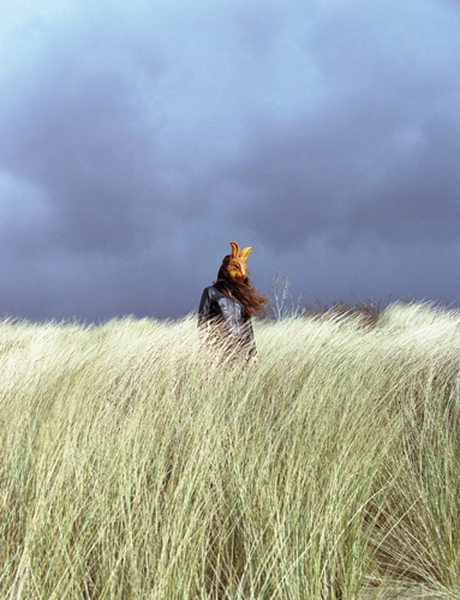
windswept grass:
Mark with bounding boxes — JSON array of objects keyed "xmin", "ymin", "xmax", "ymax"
[{"xmin": 0, "ymin": 303, "xmax": 459, "ymax": 599}]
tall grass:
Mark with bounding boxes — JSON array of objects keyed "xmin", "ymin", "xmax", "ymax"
[{"xmin": 0, "ymin": 303, "xmax": 459, "ymax": 599}]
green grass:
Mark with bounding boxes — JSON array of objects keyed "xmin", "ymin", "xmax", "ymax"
[{"xmin": 0, "ymin": 303, "xmax": 459, "ymax": 599}]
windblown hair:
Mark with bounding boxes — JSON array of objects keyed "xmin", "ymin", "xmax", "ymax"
[{"xmin": 214, "ymin": 255, "xmax": 269, "ymax": 318}]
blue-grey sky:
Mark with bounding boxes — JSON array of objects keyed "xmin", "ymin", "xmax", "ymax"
[{"xmin": 1, "ymin": 0, "xmax": 460, "ymax": 321}]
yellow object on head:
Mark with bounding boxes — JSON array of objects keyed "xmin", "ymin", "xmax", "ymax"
[{"xmin": 227, "ymin": 241, "xmax": 252, "ymax": 282}]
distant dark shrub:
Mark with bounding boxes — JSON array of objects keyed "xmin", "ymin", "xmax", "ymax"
[{"xmin": 302, "ymin": 295, "xmax": 394, "ymax": 328}]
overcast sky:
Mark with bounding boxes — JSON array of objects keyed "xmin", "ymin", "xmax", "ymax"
[{"xmin": 1, "ymin": 0, "xmax": 460, "ymax": 321}]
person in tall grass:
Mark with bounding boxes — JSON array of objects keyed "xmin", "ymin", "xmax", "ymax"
[{"xmin": 198, "ymin": 241, "xmax": 268, "ymax": 365}]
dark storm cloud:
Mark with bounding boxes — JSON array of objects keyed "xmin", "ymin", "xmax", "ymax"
[
  {"xmin": 0, "ymin": 7, "xmax": 164, "ymax": 255},
  {"xmin": 1, "ymin": 0, "xmax": 460, "ymax": 320},
  {"xmin": 219, "ymin": 0, "xmax": 460, "ymax": 252}
]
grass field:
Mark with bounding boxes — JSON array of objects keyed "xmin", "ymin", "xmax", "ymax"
[{"xmin": 0, "ymin": 302, "xmax": 459, "ymax": 599}]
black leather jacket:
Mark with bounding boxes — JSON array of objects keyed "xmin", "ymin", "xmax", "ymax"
[{"xmin": 198, "ymin": 286, "xmax": 257, "ymax": 359}]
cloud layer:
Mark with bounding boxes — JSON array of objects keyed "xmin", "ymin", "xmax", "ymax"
[{"xmin": 1, "ymin": 0, "xmax": 460, "ymax": 320}]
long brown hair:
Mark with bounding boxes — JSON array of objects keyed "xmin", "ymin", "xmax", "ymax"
[{"xmin": 214, "ymin": 255, "xmax": 268, "ymax": 318}]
